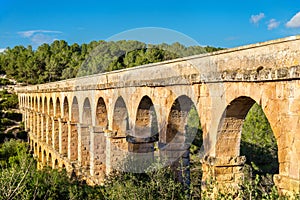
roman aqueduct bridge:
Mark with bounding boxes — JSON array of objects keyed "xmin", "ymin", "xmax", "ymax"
[{"xmin": 16, "ymin": 35, "xmax": 300, "ymax": 194}]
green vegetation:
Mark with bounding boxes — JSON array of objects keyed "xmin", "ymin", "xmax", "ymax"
[
  {"xmin": 0, "ymin": 139, "xmax": 103, "ymax": 200},
  {"xmin": 0, "ymin": 89, "xmax": 24, "ymax": 142},
  {"xmin": 0, "ymin": 40, "xmax": 223, "ymax": 84},
  {"xmin": 1, "ymin": 139, "xmax": 295, "ymax": 200},
  {"xmin": 241, "ymin": 103, "xmax": 278, "ymax": 177},
  {"xmin": 0, "ymin": 78, "xmax": 14, "ymax": 86}
]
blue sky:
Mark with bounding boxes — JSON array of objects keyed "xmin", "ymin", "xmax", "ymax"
[{"xmin": 1, "ymin": 0, "xmax": 300, "ymax": 51}]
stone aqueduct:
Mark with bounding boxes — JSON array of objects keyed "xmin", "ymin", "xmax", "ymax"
[{"xmin": 16, "ymin": 35, "xmax": 300, "ymax": 194}]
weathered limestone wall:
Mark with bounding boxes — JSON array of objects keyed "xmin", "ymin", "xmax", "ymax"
[{"xmin": 16, "ymin": 35, "xmax": 300, "ymax": 193}]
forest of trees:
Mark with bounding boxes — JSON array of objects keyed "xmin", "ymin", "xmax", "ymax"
[{"xmin": 0, "ymin": 40, "xmax": 223, "ymax": 84}]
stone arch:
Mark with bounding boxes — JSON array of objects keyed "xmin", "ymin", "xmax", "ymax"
[
  {"xmin": 69, "ymin": 96, "xmax": 79, "ymax": 161},
  {"xmin": 31, "ymin": 96, "xmax": 34, "ymax": 109},
  {"xmin": 63, "ymin": 97, "xmax": 69, "ymax": 121},
  {"xmin": 82, "ymin": 98, "xmax": 92, "ymax": 125},
  {"xmin": 165, "ymin": 95, "xmax": 201, "ymax": 184},
  {"xmin": 80, "ymin": 98, "xmax": 91, "ymax": 169},
  {"xmin": 47, "ymin": 98, "xmax": 54, "ymax": 146},
  {"xmin": 95, "ymin": 97, "xmax": 108, "ymax": 128},
  {"xmin": 44, "ymin": 97, "xmax": 48, "ymax": 114},
  {"xmin": 43, "ymin": 150, "xmax": 47, "ymax": 165},
  {"xmin": 216, "ymin": 96, "xmax": 256, "ymax": 157},
  {"xmin": 38, "ymin": 146, "xmax": 42, "ymax": 161},
  {"xmin": 90, "ymin": 97, "xmax": 108, "ymax": 177},
  {"xmin": 49, "ymin": 97, "xmax": 54, "ymax": 116},
  {"xmin": 53, "ymin": 97, "xmax": 60, "ymax": 151},
  {"xmin": 48, "ymin": 153, "xmax": 53, "ymax": 167},
  {"xmin": 33, "ymin": 96, "xmax": 38, "ymax": 135},
  {"xmin": 112, "ymin": 96, "xmax": 129, "ymax": 136},
  {"xmin": 60, "ymin": 97, "xmax": 69, "ymax": 156},
  {"xmin": 39, "ymin": 97, "xmax": 42, "ymax": 112},
  {"xmin": 28, "ymin": 96, "xmax": 31, "ymax": 108},
  {"xmin": 71, "ymin": 97, "xmax": 79, "ymax": 122},
  {"xmin": 35, "ymin": 96, "xmax": 38, "ymax": 111},
  {"xmin": 34, "ymin": 142, "xmax": 38, "ymax": 155},
  {"xmin": 55, "ymin": 97, "xmax": 61, "ymax": 118},
  {"xmin": 214, "ymin": 96, "xmax": 278, "ymax": 187},
  {"xmin": 54, "ymin": 159, "xmax": 59, "ymax": 169},
  {"xmin": 129, "ymin": 96, "xmax": 158, "ymax": 153}
]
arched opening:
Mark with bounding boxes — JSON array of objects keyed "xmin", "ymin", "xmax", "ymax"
[
  {"xmin": 48, "ymin": 153, "xmax": 53, "ymax": 167},
  {"xmin": 35, "ymin": 96, "xmax": 38, "ymax": 111},
  {"xmin": 38, "ymin": 146, "xmax": 42, "ymax": 162},
  {"xmin": 130, "ymin": 96, "xmax": 158, "ymax": 153},
  {"xmin": 41, "ymin": 97, "xmax": 47, "ymax": 142},
  {"xmin": 49, "ymin": 98, "xmax": 54, "ymax": 116},
  {"xmin": 109, "ymin": 97, "xmax": 129, "ymax": 171},
  {"xmin": 28, "ymin": 96, "xmax": 31, "ymax": 108},
  {"xmin": 112, "ymin": 97, "xmax": 129, "ymax": 136},
  {"xmin": 34, "ymin": 142, "xmax": 37, "ymax": 155},
  {"xmin": 63, "ymin": 97, "xmax": 69, "ymax": 121},
  {"xmin": 61, "ymin": 97, "xmax": 69, "ymax": 156},
  {"xmin": 93, "ymin": 97, "xmax": 108, "ymax": 177},
  {"xmin": 47, "ymin": 98, "xmax": 54, "ymax": 146},
  {"xmin": 44, "ymin": 97, "xmax": 48, "ymax": 114},
  {"xmin": 54, "ymin": 159, "xmax": 58, "ymax": 169},
  {"xmin": 216, "ymin": 96, "xmax": 278, "ymax": 192},
  {"xmin": 38, "ymin": 97, "xmax": 42, "ymax": 140},
  {"xmin": 82, "ymin": 98, "xmax": 92, "ymax": 124},
  {"xmin": 53, "ymin": 97, "xmax": 60, "ymax": 151},
  {"xmin": 70, "ymin": 97, "xmax": 79, "ymax": 161},
  {"xmin": 96, "ymin": 97, "xmax": 108, "ymax": 128},
  {"xmin": 165, "ymin": 95, "xmax": 202, "ymax": 189},
  {"xmin": 241, "ymin": 102, "xmax": 278, "ymax": 188},
  {"xmin": 81, "ymin": 98, "xmax": 92, "ymax": 169},
  {"xmin": 124, "ymin": 96, "xmax": 159, "ymax": 173},
  {"xmin": 39, "ymin": 97, "xmax": 42, "ymax": 112},
  {"xmin": 34, "ymin": 97, "xmax": 38, "ymax": 136},
  {"xmin": 43, "ymin": 150, "xmax": 47, "ymax": 165},
  {"xmin": 55, "ymin": 97, "xmax": 61, "ymax": 118}
]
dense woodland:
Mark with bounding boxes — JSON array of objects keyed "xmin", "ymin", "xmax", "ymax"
[
  {"xmin": 0, "ymin": 40, "xmax": 223, "ymax": 84},
  {"xmin": 0, "ymin": 40, "xmax": 287, "ymax": 199}
]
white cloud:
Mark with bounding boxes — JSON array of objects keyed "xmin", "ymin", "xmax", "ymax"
[
  {"xmin": 267, "ymin": 19, "xmax": 280, "ymax": 30},
  {"xmin": 31, "ymin": 34, "xmax": 57, "ymax": 45},
  {"xmin": 250, "ymin": 13, "xmax": 265, "ymax": 24},
  {"xmin": 0, "ymin": 48, "xmax": 6, "ymax": 53},
  {"xmin": 17, "ymin": 30, "xmax": 62, "ymax": 47},
  {"xmin": 18, "ymin": 30, "xmax": 62, "ymax": 38},
  {"xmin": 286, "ymin": 12, "xmax": 300, "ymax": 28}
]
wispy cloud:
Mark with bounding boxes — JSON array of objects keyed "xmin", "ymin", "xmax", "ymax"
[
  {"xmin": 17, "ymin": 30, "xmax": 62, "ymax": 46},
  {"xmin": 286, "ymin": 12, "xmax": 300, "ymax": 28},
  {"xmin": 267, "ymin": 19, "xmax": 280, "ymax": 30},
  {"xmin": 225, "ymin": 36, "xmax": 239, "ymax": 41},
  {"xmin": 250, "ymin": 13, "xmax": 265, "ymax": 24}
]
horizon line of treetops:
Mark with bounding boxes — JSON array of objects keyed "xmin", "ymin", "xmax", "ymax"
[{"xmin": 0, "ymin": 39, "xmax": 224, "ymax": 85}]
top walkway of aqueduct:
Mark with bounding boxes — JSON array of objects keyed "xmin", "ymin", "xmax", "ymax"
[{"xmin": 15, "ymin": 35, "xmax": 300, "ymax": 93}]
